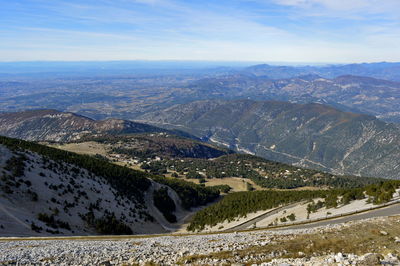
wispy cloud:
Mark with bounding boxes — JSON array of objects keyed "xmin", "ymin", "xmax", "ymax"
[
  {"xmin": 271, "ymin": 0, "xmax": 400, "ymax": 12},
  {"xmin": 0, "ymin": 0, "xmax": 399, "ymax": 62}
]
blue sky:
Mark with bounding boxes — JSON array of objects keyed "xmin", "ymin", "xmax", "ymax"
[{"xmin": 1, "ymin": 0, "xmax": 399, "ymax": 63}]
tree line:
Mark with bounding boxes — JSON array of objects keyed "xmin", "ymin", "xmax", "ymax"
[{"xmin": 187, "ymin": 179, "xmax": 400, "ymax": 231}]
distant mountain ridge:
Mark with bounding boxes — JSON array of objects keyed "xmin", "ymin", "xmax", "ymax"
[
  {"xmin": 242, "ymin": 62, "xmax": 400, "ymax": 81},
  {"xmin": 0, "ymin": 109, "xmax": 170, "ymax": 142},
  {"xmin": 186, "ymin": 74, "xmax": 400, "ymax": 123},
  {"xmin": 2, "ymin": 62, "xmax": 400, "ymax": 123},
  {"xmin": 138, "ymin": 99, "xmax": 400, "ymax": 180}
]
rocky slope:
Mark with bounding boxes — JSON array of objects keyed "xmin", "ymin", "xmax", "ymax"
[
  {"xmin": 138, "ymin": 99, "xmax": 400, "ymax": 179},
  {"xmin": 0, "ymin": 109, "xmax": 167, "ymax": 142},
  {"xmin": 0, "ymin": 136, "xmax": 218, "ymax": 237}
]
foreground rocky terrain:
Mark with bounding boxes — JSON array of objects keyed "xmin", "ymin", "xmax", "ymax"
[
  {"xmin": 0, "ymin": 143, "xmax": 168, "ymax": 236},
  {"xmin": 1, "ymin": 215, "xmax": 399, "ymax": 265}
]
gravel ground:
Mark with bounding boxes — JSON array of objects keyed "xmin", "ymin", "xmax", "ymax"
[{"xmin": 0, "ymin": 218, "xmax": 399, "ymax": 265}]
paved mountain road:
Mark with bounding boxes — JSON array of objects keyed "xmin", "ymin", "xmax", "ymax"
[
  {"xmin": 273, "ymin": 202, "xmax": 400, "ymax": 231},
  {"xmin": 226, "ymin": 203, "xmax": 301, "ymax": 231},
  {"xmin": 228, "ymin": 202, "xmax": 400, "ymax": 232}
]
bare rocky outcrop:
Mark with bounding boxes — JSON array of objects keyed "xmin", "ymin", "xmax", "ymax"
[{"xmin": 0, "ymin": 109, "xmax": 163, "ymax": 142}]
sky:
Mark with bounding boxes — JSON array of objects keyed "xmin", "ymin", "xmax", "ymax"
[{"xmin": 1, "ymin": 0, "xmax": 400, "ymax": 63}]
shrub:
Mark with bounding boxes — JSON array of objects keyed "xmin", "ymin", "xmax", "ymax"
[
  {"xmin": 37, "ymin": 212, "xmax": 71, "ymax": 230},
  {"xmin": 153, "ymin": 177, "xmax": 219, "ymax": 210},
  {"xmin": 307, "ymin": 200, "xmax": 325, "ymax": 214},
  {"xmin": 31, "ymin": 222, "xmax": 42, "ymax": 232},
  {"xmin": 82, "ymin": 211, "xmax": 133, "ymax": 235},
  {"xmin": 153, "ymin": 187, "xmax": 177, "ymax": 223},
  {"xmin": 4, "ymin": 156, "xmax": 26, "ymax": 178},
  {"xmin": 287, "ymin": 213, "xmax": 296, "ymax": 221}
]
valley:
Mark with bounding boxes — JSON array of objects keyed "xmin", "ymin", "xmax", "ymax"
[
  {"xmin": 138, "ymin": 99, "xmax": 400, "ymax": 180},
  {"xmin": 48, "ymin": 133, "xmax": 383, "ymax": 191},
  {"xmin": 1, "ymin": 107, "xmax": 398, "ymax": 237},
  {"xmin": 2, "ymin": 123, "xmax": 398, "ymax": 238}
]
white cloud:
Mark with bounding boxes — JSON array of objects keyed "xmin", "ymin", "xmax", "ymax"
[
  {"xmin": 272, "ymin": 0, "xmax": 400, "ymax": 14},
  {"xmin": 275, "ymin": 0, "xmax": 367, "ymax": 10}
]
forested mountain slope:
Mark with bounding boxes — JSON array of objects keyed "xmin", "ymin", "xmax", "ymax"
[
  {"xmin": 83, "ymin": 133, "xmax": 232, "ymax": 160},
  {"xmin": 138, "ymin": 99, "xmax": 400, "ymax": 179},
  {"xmin": 0, "ymin": 136, "xmax": 219, "ymax": 236}
]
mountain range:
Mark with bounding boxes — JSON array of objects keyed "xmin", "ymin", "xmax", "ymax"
[
  {"xmin": 186, "ymin": 74, "xmax": 400, "ymax": 123},
  {"xmin": 2, "ymin": 106, "xmax": 400, "ymax": 180},
  {"xmin": 242, "ymin": 62, "xmax": 400, "ymax": 81},
  {"xmin": 2, "ymin": 62, "xmax": 400, "ymax": 123},
  {"xmin": 138, "ymin": 99, "xmax": 400, "ymax": 179}
]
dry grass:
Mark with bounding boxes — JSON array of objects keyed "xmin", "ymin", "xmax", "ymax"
[
  {"xmin": 39, "ymin": 257, "xmax": 56, "ymax": 262},
  {"xmin": 51, "ymin": 142, "xmax": 145, "ymax": 171},
  {"xmin": 122, "ymin": 262, "xmax": 159, "ymax": 266},
  {"xmin": 271, "ymin": 186, "xmax": 331, "ymax": 191},
  {"xmin": 179, "ymin": 216, "xmax": 400, "ymax": 265},
  {"xmin": 130, "ymin": 241, "xmax": 143, "ymax": 245},
  {"xmin": 0, "ymin": 260, "xmax": 17, "ymax": 264},
  {"xmin": 186, "ymin": 177, "xmax": 265, "ymax": 192},
  {"xmin": 51, "ymin": 142, "xmax": 108, "ymax": 156}
]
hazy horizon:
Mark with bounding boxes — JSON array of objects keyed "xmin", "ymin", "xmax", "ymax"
[{"xmin": 0, "ymin": 59, "xmax": 397, "ymax": 65}]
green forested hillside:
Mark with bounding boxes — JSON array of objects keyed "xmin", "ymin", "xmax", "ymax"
[
  {"xmin": 90, "ymin": 133, "xmax": 232, "ymax": 160},
  {"xmin": 0, "ymin": 135, "xmax": 151, "ymax": 204},
  {"xmin": 139, "ymin": 99, "xmax": 400, "ymax": 180},
  {"xmin": 143, "ymin": 154, "xmax": 383, "ymax": 189},
  {"xmin": 0, "ymin": 136, "xmax": 219, "ymax": 210}
]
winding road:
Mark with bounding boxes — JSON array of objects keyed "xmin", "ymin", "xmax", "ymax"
[
  {"xmin": 276, "ymin": 202, "xmax": 400, "ymax": 230},
  {"xmin": 228, "ymin": 201, "xmax": 400, "ymax": 232},
  {"xmin": 226, "ymin": 202, "xmax": 302, "ymax": 231},
  {"xmin": 225, "ymin": 202, "xmax": 400, "ymax": 231}
]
